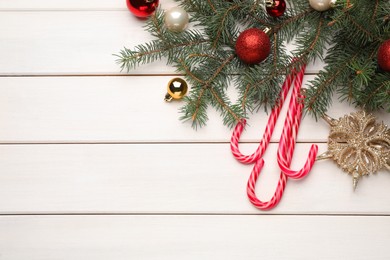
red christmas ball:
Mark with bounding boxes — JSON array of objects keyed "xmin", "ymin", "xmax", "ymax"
[
  {"xmin": 266, "ymin": 0, "xmax": 286, "ymax": 17},
  {"xmin": 126, "ymin": 0, "xmax": 159, "ymax": 18},
  {"xmin": 235, "ymin": 28, "xmax": 271, "ymax": 65},
  {"xmin": 378, "ymin": 39, "xmax": 390, "ymax": 72}
]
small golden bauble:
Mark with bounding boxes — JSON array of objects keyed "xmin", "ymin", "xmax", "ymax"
[{"xmin": 164, "ymin": 77, "xmax": 188, "ymax": 102}]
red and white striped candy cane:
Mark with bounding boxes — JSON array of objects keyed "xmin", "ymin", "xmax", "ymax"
[
  {"xmin": 231, "ymin": 64, "xmax": 318, "ymax": 210},
  {"xmin": 277, "ymin": 65, "xmax": 318, "ymax": 179}
]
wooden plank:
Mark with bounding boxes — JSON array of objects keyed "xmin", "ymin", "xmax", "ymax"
[
  {"xmin": 0, "ymin": 11, "xmax": 325, "ymax": 75},
  {"xmin": 0, "ymin": 143, "xmax": 389, "ymax": 214},
  {"xmin": 0, "ymin": 0, "xmax": 125, "ymax": 10},
  {"xmin": 1, "ymin": 76, "xmax": 388, "ymax": 143},
  {"xmin": 0, "ymin": 215, "xmax": 389, "ymax": 259},
  {"xmin": 0, "ymin": 0, "xmax": 178, "ymax": 10}
]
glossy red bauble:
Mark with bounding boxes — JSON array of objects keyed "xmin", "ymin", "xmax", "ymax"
[
  {"xmin": 126, "ymin": 0, "xmax": 159, "ymax": 18},
  {"xmin": 266, "ymin": 0, "xmax": 286, "ymax": 17},
  {"xmin": 377, "ymin": 39, "xmax": 390, "ymax": 72},
  {"xmin": 235, "ymin": 28, "xmax": 271, "ymax": 65}
]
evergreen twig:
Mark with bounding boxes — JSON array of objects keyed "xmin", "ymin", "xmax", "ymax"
[{"xmin": 116, "ymin": 0, "xmax": 390, "ymax": 128}]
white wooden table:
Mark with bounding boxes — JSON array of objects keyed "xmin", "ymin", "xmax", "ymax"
[{"xmin": 0, "ymin": 1, "xmax": 389, "ymax": 259}]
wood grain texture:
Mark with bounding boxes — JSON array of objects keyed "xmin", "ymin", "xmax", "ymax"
[
  {"xmin": 0, "ymin": 143, "xmax": 389, "ymax": 214},
  {"xmin": 1, "ymin": 1, "xmax": 390, "ymax": 258},
  {"xmin": 0, "ymin": 10, "xmax": 325, "ymax": 75},
  {"xmin": 0, "ymin": 76, "xmax": 388, "ymax": 143},
  {"xmin": 0, "ymin": 215, "xmax": 389, "ymax": 260}
]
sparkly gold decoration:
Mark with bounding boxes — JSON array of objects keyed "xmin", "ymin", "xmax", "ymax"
[
  {"xmin": 317, "ymin": 111, "xmax": 390, "ymax": 190},
  {"xmin": 164, "ymin": 78, "xmax": 188, "ymax": 102}
]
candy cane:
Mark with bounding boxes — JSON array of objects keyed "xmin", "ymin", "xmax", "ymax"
[
  {"xmin": 232, "ymin": 64, "xmax": 318, "ymax": 210},
  {"xmin": 277, "ymin": 66, "xmax": 318, "ymax": 179}
]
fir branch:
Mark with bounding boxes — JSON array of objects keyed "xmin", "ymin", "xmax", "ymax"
[
  {"xmin": 327, "ymin": 5, "xmax": 353, "ymax": 27},
  {"xmin": 241, "ymin": 83, "xmax": 251, "ymax": 111},
  {"xmin": 306, "ymin": 53, "xmax": 360, "ymax": 116},
  {"xmin": 211, "ymin": 4, "xmax": 240, "ymax": 48},
  {"xmin": 371, "ymin": 0, "xmax": 379, "ymax": 24},
  {"xmin": 272, "ymin": 8, "xmax": 314, "ymax": 34},
  {"xmin": 209, "ymin": 87, "xmax": 241, "ymax": 124},
  {"xmin": 358, "ymin": 73, "xmax": 390, "ymax": 111},
  {"xmin": 361, "ymin": 81, "xmax": 389, "ymax": 106},
  {"xmin": 206, "ymin": 54, "xmax": 235, "ymax": 83},
  {"xmin": 179, "ymin": 0, "xmax": 200, "ymax": 13},
  {"xmin": 179, "ymin": 54, "xmax": 237, "ymax": 127},
  {"xmin": 272, "ymin": 33, "xmax": 278, "ymax": 68},
  {"xmin": 345, "ymin": 13, "xmax": 383, "ymax": 42},
  {"xmin": 191, "ymin": 87, "xmax": 208, "ymax": 122},
  {"xmin": 117, "ymin": 0, "xmax": 390, "ymax": 128},
  {"xmin": 115, "ymin": 38, "xmax": 208, "ymax": 71},
  {"xmin": 293, "ymin": 15, "xmax": 326, "ymax": 63},
  {"xmin": 345, "ymin": 77, "xmax": 354, "ymax": 102},
  {"xmin": 178, "ymin": 58, "xmax": 204, "ymax": 84},
  {"xmin": 151, "ymin": 12, "xmax": 163, "ymax": 38},
  {"xmin": 248, "ymin": 14, "xmax": 272, "ymax": 28},
  {"xmin": 206, "ymin": 0, "xmax": 216, "ymax": 13},
  {"xmin": 187, "ymin": 53, "xmax": 224, "ymax": 62},
  {"xmin": 180, "ymin": 88, "xmax": 209, "ymax": 129},
  {"xmin": 250, "ymin": 0, "xmax": 261, "ymax": 13}
]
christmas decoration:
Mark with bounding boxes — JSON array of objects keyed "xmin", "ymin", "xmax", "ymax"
[
  {"xmin": 164, "ymin": 78, "xmax": 188, "ymax": 102},
  {"xmin": 231, "ymin": 66, "xmax": 318, "ymax": 210},
  {"xmin": 266, "ymin": 0, "xmax": 286, "ymax": 17},
  {"xmin": 235, "ymin": 28, "xmax": 271, "ymax": 64},
  {"xmin": 378, "ymin": 39, "xmax": 390, "ymax": 72},
  {"xmin": 309, "ymin": 0, "xmax": 335, "ymax": 12},
  {"xmin": 126, "ymin": 0, "xmax": 159, "ymax": 18},
  {"xmin": 317, "ymin": 111, "xmax": 390, "ymax": 189},
  {"xmin": 116, "ymin": 1, "xmax": 390, "ymax": 128},
  {"xmin": 164, "ymin": 6, "xmax": 189, "ymax": 33}
]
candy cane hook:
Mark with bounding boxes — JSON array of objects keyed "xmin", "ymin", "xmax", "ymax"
[{"xmin": 246, "ymin": 159, "xmax": 287, "ymax": 210}]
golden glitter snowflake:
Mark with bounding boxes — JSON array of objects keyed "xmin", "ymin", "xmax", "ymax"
[{"xmin": 317, "ymin": 111, "xmax": 390, "ymax": 189}]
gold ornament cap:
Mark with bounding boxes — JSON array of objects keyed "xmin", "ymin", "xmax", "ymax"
[
  {"xmin": 164, "ymin": 77, "xmax": 188, "ymax": 102},
  {"xmin": 265, "ymin": 0, "xmax": 275, "ymax": 8}
]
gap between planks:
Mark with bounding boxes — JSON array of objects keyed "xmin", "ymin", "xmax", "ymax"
[
  {"xmin": 0, "ymin": 141, "xmax": 328, "ymax": 145},
  {"xmin": 0, "ymin": 73, "xmax": 320, "ymax": 77},
  {"xmin": 0, "ymin": 213, "xmax": 389, "ymax": 217}
]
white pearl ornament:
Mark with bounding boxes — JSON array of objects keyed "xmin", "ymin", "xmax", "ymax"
[
  {"xmin": 309, "ymin": 0, "xmax": 335, "ymax": 11},
  {"xmin": 164, "ymin": 7, "xmax": 189, "ymax": 32}
]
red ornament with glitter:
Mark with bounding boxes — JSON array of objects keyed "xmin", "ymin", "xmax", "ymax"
[
  {"xmin": 266, "ymin": 0, "xmax": 286, "ymax": 17},
  {"xmin": 126, "ymin": 0, "xmax": 159, "ymax": 18},
  {"xmin": 377, "ymin": 39, "xmax": 390, "ymax": 72},
  {"xmin": 235, "ymin": 28, "xmax": 271, "ymax": 65}
]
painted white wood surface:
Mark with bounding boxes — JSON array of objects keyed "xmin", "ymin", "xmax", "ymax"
[
  {"xmin": 0, "ymin": 0, "xmax": 389, "ymax": 258},
  {"xmin": 1, "ymin": 215, "xmax": 390, "ymax": 260},
  {"xmin": 2, "ymin": 76, "xmax": 387, "ymax": 143},
  {"xmin": 0, "ymin": 0, "xmax": 125, "ymax": 10},
  {"xmin": 0, "ymin": 10, "xmax": 325, "ymax": 75},
  {"xmin": 0, "ymin": 143, "xmax": 389, "ymax": 214}
]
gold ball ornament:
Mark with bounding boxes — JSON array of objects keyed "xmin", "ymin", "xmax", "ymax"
[{"xmin": 164, "ymin": 78, "xmax": 188, "ymax": 102}]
